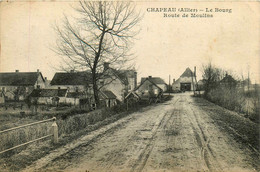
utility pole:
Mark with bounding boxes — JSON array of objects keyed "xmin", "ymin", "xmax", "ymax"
[
  {"xmin": 248, "ymin": 67, "xmax": 250, "ymax": 92},
  {"xmin": 169, "ymin": 75, "xmax": 171, "ymax": 95},
  {"xmin": 191, "ymin": 68, "xmax": 195, "ymax": 95},
  {"xmin": 194, "ymin": 66, "xmax": 199, "ymax": 95}
]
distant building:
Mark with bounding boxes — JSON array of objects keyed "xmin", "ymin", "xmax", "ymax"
[
  {"xmin": 101, "ymin": 63, "xmax": 137, "ymax": 102},
  {"xmin": 127, "ymin": 77, "xmax": 163, "ymax": 102},
  {"xmin": 220, "ymin": 74, "xmax": 237, "ymax": 88},
  {"xmin": 29, "ymin": 88, "xmax": 67, "ymax": 105},
  {"xmin": 141, "ymin": 76, "xmax": 167, "ymax": 92},
  {"xmin": 0, "ymin": 70, "xmax": 45, "ymax": 101},
  {"xmin": 172, "ymin": 68, "xmax": 195, "ymax": 91},
  {"xmin": 50, "ymin": 71, "xmax": 94, "ymax": 106},
  {"xmin": 50, "ymin": 71, "xmax": 91, "ymax": 93},
  {"xmin": 99, "ymin": 90, "xmax": 117, "ymax": 107}
]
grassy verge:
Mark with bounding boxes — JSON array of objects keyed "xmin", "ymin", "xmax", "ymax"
[
  {"xmin": 193, "ymin": 96, "xmax": 260, "ymax": 152},
  {"xmin": 0, "ymin": 96, "xmax": 172, "ymax": 171}
]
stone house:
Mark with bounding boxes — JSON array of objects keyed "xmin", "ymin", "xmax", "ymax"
[
  {"xmin": 0, "ymin": 70, "xmax": 45, "ymax": 101},
  {"xmin": 141, "ymin": 76, "xmax": 167, "ymax": 92},
  {"xmin": 50, "ymin": 71, "xmax": 91, "ymax": 93},
  {"xmin": 50, "ymin": 71, "xmax": 94, "ymax": 106},
  {"xmin": 172, "ymin": 67, "xmax": 196, "ymax": 91},
  {"xmin": 29, "ymin": 88, "xmax": 67, "ymax": 105},
  {"xmin": 101, "ymin": 63, "xmax": 137, "ymax": 102},
  {"xmin": 133, "ymin": 77, "xmax": 163, "ymax": 102}
]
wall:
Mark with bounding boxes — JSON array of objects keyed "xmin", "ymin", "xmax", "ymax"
[
  {"xmin": 102, "ymin": 76, "xmax": 126, "ymax": 102},
  {"xmin": 157, "ymin": 84, "xmax": 167, "ymax": 92},
  {"xmin": 135, "ymin": 80, "xmax": 160, "ymax": 99},
  {"xmin": 34, "ymin": 75, "xmax": 45, "ymax": 89},
  {"xmin": 49, "ymin": 85, "xmax": 87, "ymax": 93},
  {"xmin": 172, "ymin": 77, "xmax": 195, "ymax": 91}
]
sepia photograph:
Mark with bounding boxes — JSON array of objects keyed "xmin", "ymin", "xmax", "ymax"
[{"xmin": 0, "ymin": 0, "xmax": 259, "ymax": 171}]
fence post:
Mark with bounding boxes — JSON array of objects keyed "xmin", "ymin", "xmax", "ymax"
[{"xmin": 52, "ymin": 117, "xmax": 58, "ymax": 144}]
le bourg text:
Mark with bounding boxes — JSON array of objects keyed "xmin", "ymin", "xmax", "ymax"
[{"xmin": 146, "ymin": 8, "xmax": 232, "ymax": 18}]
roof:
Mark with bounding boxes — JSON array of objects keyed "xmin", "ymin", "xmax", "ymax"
[
  {"xmin": 50, "ymin": 72, "xmax": 91, "ymax": 86},
  {"xmin": 29, "ymin": 89, "xmax": 67, "ymax": 97},
  {"xmin": 125, "ymin": 91, "xmax": 140, "ymax": 99},
  {"xmin": 180, "ymin": 68, "xmax": 194, "ymax": 77},
  {"xmin": 67, "ymin": 92, "xmax": 84, "ymax": 98},
  {"xmin": 141, "ymin": 77, "xmax": 166, "ymax": 85},
  {"xmin": 0, "ymin": 72, "xmax": 44, "ymax": 86},
  {"xmin": 221, "ymin": 74, "xmax": 237, "ymax": 84},
  {"xmin": 135, "ymin": 78, "xmax": 163, "ymax": 91},
  {"xmin": 104, "ymin": 68, "xmax": 129, "ymax": 85},
  {"xmin": 104, "ymin": 67, "xmax": 136, "ymax": 85},
  {"xmin": 100, "ymin": 90, "xmax": 117, "ymax": 99}
]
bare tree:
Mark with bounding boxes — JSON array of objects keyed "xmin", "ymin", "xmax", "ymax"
[
  {"xmin": 202, "ymin": 62, "xmax": 223, "ymax": 96},
  {"xmin": 53, "ymin": 1, "xmax": 141, "ymax": 106}
]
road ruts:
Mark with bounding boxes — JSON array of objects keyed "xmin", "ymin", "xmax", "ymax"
[{"xmin": 39, "ymin": 93, "xmax": 258, "ymax": 172}]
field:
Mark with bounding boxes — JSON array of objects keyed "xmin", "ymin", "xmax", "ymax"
[{"xmin": 0, "ymin": 97, "xmax": 172, "ymax": 171}]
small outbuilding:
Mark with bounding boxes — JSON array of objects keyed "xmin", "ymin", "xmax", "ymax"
[
  {"xmin": 99, "ymin": 90, "xmax": 117, "ymax": 108},
  {"xmin": 29, "ymin": 89, "xmax": 67, "ymax": 105}
]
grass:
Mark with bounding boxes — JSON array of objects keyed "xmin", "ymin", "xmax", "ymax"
[
  {"xmin": 205, "ymin": 86, "xmax": 260, "ymax": 123},
  {"xmin": 0, "ymin": 96, "xmax": 172, "ymax": 171}
]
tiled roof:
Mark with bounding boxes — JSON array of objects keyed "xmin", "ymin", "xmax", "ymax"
[
  {"xmin": 141, "ymin": 77, "xmax": 166, "ymax": 85},
  {"xmin": 29, "ymin": 89, "xmax": 67, "ymax": 97},
  {"xmin": 0, "ymin": 72, "xmax": 43, "ymax": 86},
  {"xmin": 50, "ymin": 72, "xmax": 91, "ymax": 86},
  {"xmin": 135, "ymin": 78, "xmax": 163, "ymax": 91}
]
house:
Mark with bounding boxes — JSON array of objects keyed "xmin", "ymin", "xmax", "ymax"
[
  {"xmin": 141, "ymin": 76, "xmax": 167, "ymax": 92},
  {"xmin": 50, "ymin": 71, "xmax": 91, "ymax": 93},
  {"xmin": 29, "ymin": 88, "xmax": 67, "ymax": 105},
  {"xmin": 99, "ymin": 90, "xmax": 117, "ymax": 107},
  {"xmin": 125, "ymin": 91, "xmax": 141, "ymax": 102},
  {"xmin": 66, "ymin": 92, "xmax": 83, "ymax": 106},
  {"xmin": 0, "ymin": 70, "xmax": 46, "ymax": 101},
  {"xmin": 101, "ymin": 63, "xmax": 137, "ymax": 102},
  {"xmin": 220, "ymin": 74, "xmax": 237, "ymax": 88},
  {"xmin": 132, "ymin": 77, "xmax": 163, "ymax": 102},
  {"xmin": 50, "ymin": 71, "xmax": 96, "ymax": 106},
  {"xmin": 172, "ymin": 67, "xmax": 196, "ymax": 91}
]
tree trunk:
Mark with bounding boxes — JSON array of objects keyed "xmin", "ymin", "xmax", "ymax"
[{"xmin": 91, "ymin": 69, "xmax": 100, "ymax": 108}]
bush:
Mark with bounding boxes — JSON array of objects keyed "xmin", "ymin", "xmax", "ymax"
[{"xmin": 205, "ymin": 86, "xmax": 259, "ymax": 123}]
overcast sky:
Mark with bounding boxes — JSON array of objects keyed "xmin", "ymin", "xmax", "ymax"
[{"xmin": 1, "ymin": 1, "xmax": 259, "ymax": 84}]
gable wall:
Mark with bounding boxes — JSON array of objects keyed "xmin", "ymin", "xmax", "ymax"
[{"xmin": 172, "ymin": 76, "xmax": 195, "ymax": 91}]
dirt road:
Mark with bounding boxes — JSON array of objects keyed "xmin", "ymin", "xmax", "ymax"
[{"xmin": 42, "ymin": 93, "xmax": 259, "ymax": 172}]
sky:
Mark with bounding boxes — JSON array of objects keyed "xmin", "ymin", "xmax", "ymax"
[{"xmin": 1, "ymin": 1, "xmax": 259, "ymax": 84}]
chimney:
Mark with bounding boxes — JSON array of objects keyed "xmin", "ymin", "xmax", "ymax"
[
  {"xmin": 15, "ymin": 70, "xmax": 19, "ymax": 73},
  {"xmin": 70, "ymin": 70, "xmax": 75, "ymax": 73},
  {"xmin": 44, "ymin": 77, "xmax": 47, "ymax": 81},
  {"xmin": 173, "ymin": 79, "xmax": 175, "ymax": 83},
  {"xmin": 37, "ymin": 69, "xmax": 40, "ymax": 72},
  {"xmin": 103, "ymin": 62, "xmax": 110, "ymax": 70},
  {"xmin": 148, "ymin": 76, "xmax": 152, "ymax": 79}
]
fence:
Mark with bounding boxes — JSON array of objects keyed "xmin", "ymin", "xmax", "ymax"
[{"xmin": 0, "ymin": 117, "xmax": 58, "ymax": 155}]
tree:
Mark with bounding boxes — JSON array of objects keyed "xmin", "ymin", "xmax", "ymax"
[
  {"xmin": 202, "ymin": 62, "xmax": 223, "ymax": 96},
  {"xmin": 53, "ymin": 1, "xmax": 141, "ymax": 106}
]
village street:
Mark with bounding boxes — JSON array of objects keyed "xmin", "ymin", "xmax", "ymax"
[{"xmin": 35, "ymin": 93, "xmax": 259, "ymax": 172}]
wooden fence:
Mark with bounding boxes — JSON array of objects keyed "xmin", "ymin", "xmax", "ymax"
[{"xmin": 0, "ymin": 117, "xmax": 58, "ymax": 155}]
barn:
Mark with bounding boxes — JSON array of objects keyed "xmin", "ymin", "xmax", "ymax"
[{"xmin": 172, "ymin": 68, "xmax": 196, "ymax": 92}]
